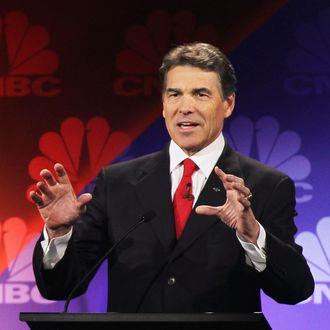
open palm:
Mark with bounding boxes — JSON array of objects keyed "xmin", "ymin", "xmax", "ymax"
[{"xmin": 30, "ymin": 163, "xmax": 92, "ymax": 237}]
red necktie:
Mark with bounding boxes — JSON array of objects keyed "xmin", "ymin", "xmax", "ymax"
[{"xmin": 173, "ymin": 159, "xmax": 198, "ymax": 239}]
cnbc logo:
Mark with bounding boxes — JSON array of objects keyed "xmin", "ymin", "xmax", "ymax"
[
  {"xmin": 0, "ymin": 11, "xmax": 60, "ymax": 97},
  {"xmin": 114, "ymin": 10, "xmax": 219, "ymax": 97},
  {"xmin": 284, "ymin": 7, "xmax": 330, "ymax": 95},
  {"xmin": 224, "ymin": 116, "xmax": 312, "ymax": 203},
  {"xmin": 0, "ymin": 217, "xmax": 53, "ymax": 304},
  {"xmin": 26, "ymin": 116, "xmax": 131, "ymax": 199},
  {"xmin": 296, "ymin": 217, "xmax": 330, "ymax": 304}
]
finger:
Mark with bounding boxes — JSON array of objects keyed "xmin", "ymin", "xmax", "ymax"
[
  {"xmin": 214, "ymin": 167, "xmax": 232, "ymax": 190},
  {"xmin": 214, "ymin": 167, "xmax": 244, "ymax": 191},
  {"xmin": 232, "ymin": 182, "xmax": 250, "ymax": 197},
  {"xmin": 36, "ymin": 181, "xmax": 55, "ymax": 199},
  {"xmin": 77, "ymin": 193, "xmax": 93, "ymax": 209},
  {"xmin": 214, "ymin": 166, "xmax": 226, "ymax": 179},
  {"xmin": 40, "ymin": 169, "xmax": 57, "ymax": 186},
  {"xmin": 226, "ymin": 174, "xmax": 244, "ymax": 185},
  {"xmin": 215, "ymin": 167, "xmax": 244, "ymax": 185},
  {"xmin": 54, "ymin": 163, "xmax": 72, "ymax": 185},
  {"xmin": 30, "ymin": 190, "xmax": 44, "ymax": 207},
  {"xmin": 195, "ymin": 205, "xmax": 220, "ymax": 216},
  {"xmin": 238, "ymin": 195, "xmax": 251, "ymax": 211}
]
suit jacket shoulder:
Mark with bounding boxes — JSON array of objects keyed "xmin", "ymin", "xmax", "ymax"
[{"xmin": 102, "ymin": 148, "xmax": 169, "ymax": 185}]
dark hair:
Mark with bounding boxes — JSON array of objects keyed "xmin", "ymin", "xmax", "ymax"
[{"xmin": 159, "ymin": 42, "xmax": 237, "ymax": 99}]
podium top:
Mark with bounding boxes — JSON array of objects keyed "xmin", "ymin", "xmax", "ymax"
[{"xmin": 20, "ymin": 312, "xmax": 271, "ymax": 330}]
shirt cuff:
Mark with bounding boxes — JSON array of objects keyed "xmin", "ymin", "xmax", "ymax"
[
  {"xmin": 41, "ymin": 226, "xmax": 73, "ymax": 269},
  {"xmin": 236, "ymin": 223, "xmax": 267, "ymax": 272}
]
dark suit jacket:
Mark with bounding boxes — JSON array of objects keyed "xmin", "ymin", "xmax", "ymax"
[{"xmin": 33, "ymin": 143, "xmax": 314, "ymax": 312}]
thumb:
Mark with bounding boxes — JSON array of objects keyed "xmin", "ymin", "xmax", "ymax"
[
  {"xmin": 195, "ymin": 205, "xmax": 219, "ymax": 216},
  {"xmin": 77, "ymin": 193, "xmax": 92, "ymax": 209}
]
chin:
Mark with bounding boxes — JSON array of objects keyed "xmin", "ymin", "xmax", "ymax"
[
  {"xmin": 180, "ymin": 145, "xmax": 201, "ymax": 155},
  {"xmin": 174, "ymin": 136, "xmax": 203, "ymax": 153}
]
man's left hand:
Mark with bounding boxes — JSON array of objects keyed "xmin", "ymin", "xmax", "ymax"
[{"xmin": 195, "ymin": 167, "xmax": 260, "ymax": 245}]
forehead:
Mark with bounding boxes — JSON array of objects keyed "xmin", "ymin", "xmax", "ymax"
[{"xmin": 165, "ymin": 65, "xmax": 220, "ymax": 90}]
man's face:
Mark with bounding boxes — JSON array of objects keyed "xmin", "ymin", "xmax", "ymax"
[{"xmin": 162, "ymin": 65, "xmax": 235, "ymax": 155}]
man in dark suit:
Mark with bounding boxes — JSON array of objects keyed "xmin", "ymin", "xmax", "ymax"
[{"xmin": 31, "ymin": 42, "xmax": 314, "ymax": 312}]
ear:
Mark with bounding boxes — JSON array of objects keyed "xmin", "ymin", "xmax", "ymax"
[{"xmin": 224, "ymin": 93, "xmax": 235, "ymax": 118}]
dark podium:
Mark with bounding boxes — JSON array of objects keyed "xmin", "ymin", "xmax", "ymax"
[{"xmin": 20, "ymin": 312, "xmax": 271, "ymax": 330}]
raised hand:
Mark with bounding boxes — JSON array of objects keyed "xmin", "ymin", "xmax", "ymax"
[
  {"xmin": 30, "ymin": 163, "xmax": 92, "ymax": 238},
  {"xmin": 195, "ymin": 166, "xmax": 260, "ymax": 245}
]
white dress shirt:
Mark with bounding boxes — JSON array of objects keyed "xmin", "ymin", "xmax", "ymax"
[{"xmin": 42, "ymin": 133, "xmax": 266, "ymax": 271}]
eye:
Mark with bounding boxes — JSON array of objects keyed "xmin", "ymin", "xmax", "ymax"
[
  {"xmin": 197, "ymin": 91, "xmax": 210, "ymax": 99},
  {"xmin": 198, "ymin": 91, "xmax": 207, "ymax": 97},
  {"xmin": 169, "ymin": 92, "xmax": 179, "ymax": 98},
  {"xmin": 166, "ymin": 90, "xmax": 181, "ymax": 100},
  {"xmin": 194, "ymin": 89, "xmax": 211, "ymax": 99}
]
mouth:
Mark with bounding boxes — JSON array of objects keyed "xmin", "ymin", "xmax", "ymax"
[{"xmin": 177, "ymin": 121, "xmax": 200, "ymax": 130}]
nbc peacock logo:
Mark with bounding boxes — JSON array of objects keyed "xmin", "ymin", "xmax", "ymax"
[
  {"xmin": 0, "ymin": 217, "xmax": 53, "ymax": 304},
  {"xmin": 114, "ymin": 10, "xmax": 219, "ymax": 97},
  {"xmin": 26, "ymin": 116, "xmax": 131, "ymax": 197},
  {"xmin": 296, "ymin": 217, "xmax": 330, "ymax": 304},
  {"xmin": 0, "ymin": 11, "xmax": 60, "ymax": 97},
  {"xmin": 224, "ymin": 115, "xmax": 312, "ymax": 203},
  {"xmin": 284, "ymin": 7, "xmax": 330, "ymax": 95}
]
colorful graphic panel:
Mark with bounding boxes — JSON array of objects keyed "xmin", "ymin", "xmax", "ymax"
[{"xmin": 1, "ymin": 1, "xmax": 329, "ymax": 329}]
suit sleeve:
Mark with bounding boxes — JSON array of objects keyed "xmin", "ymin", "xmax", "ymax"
[
  {"xmin": 257, "ymin": 176, "xmax": 314, "ymax": 304},
  {"xmin": 33, "ymin": 169, "xmax": 110, "ymax": 300}
]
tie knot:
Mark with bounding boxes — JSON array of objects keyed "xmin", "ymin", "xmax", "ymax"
[{"xmin": 183, "ymin": 158, "xmax": 198, "ymax": 177}]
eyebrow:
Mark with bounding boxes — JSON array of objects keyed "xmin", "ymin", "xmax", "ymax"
[
  {"xmin": 165, "ymin": 87, "xmax": 212, "ymax": 95},
  {"xmin": 192, "ymin": 87, "xmax": 212, "ymax": 95},
  {"xmin": 165, "ymin": 88, "xmax": 181, "ymax": 95}
]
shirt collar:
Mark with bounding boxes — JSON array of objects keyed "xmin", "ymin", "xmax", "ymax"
[{"xmin": 169, "ymin": 133, "xmax": 225, "ymax": 178}]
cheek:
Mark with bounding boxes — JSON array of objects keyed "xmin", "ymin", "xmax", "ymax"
[
  {"xmin": 163, "ymin": 113, "xmax": 175, "ymax": 133},
  {"xmin": 162, "ymin": 110, "xmax": 172, "ymax": 127},
  {"xmin": 208, "ymin": 113, "xmax": 223, "ymax": 135},
  {"xmin": 163, "ymin": 105, "xmax": 176, "ymax": 120}
]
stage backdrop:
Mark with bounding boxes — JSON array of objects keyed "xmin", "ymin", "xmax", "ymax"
[{"xmin": 0, "ymin": 1, "xmax": 329, "ymax": 329}]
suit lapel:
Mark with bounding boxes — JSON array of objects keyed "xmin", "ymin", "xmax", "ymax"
[
  {"xmin": 134, "ymin": 148, "xmax": 176, "ymax": 251},
  {"xmin": 169, "ymin": 143, "xmax": 243, "ymax": 261},
  {"xmin": 132, "ymin": 143, "xmax": 244, "ymax": 261}
]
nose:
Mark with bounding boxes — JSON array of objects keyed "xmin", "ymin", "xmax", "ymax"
[{"xmin": 178, "ymin": 95, "xmax": 195, "ymax": 114}]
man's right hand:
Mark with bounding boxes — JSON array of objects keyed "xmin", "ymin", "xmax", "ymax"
[{"xmin": 30, "ymin": 163, "xmax": 92, "ymax": 239}]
